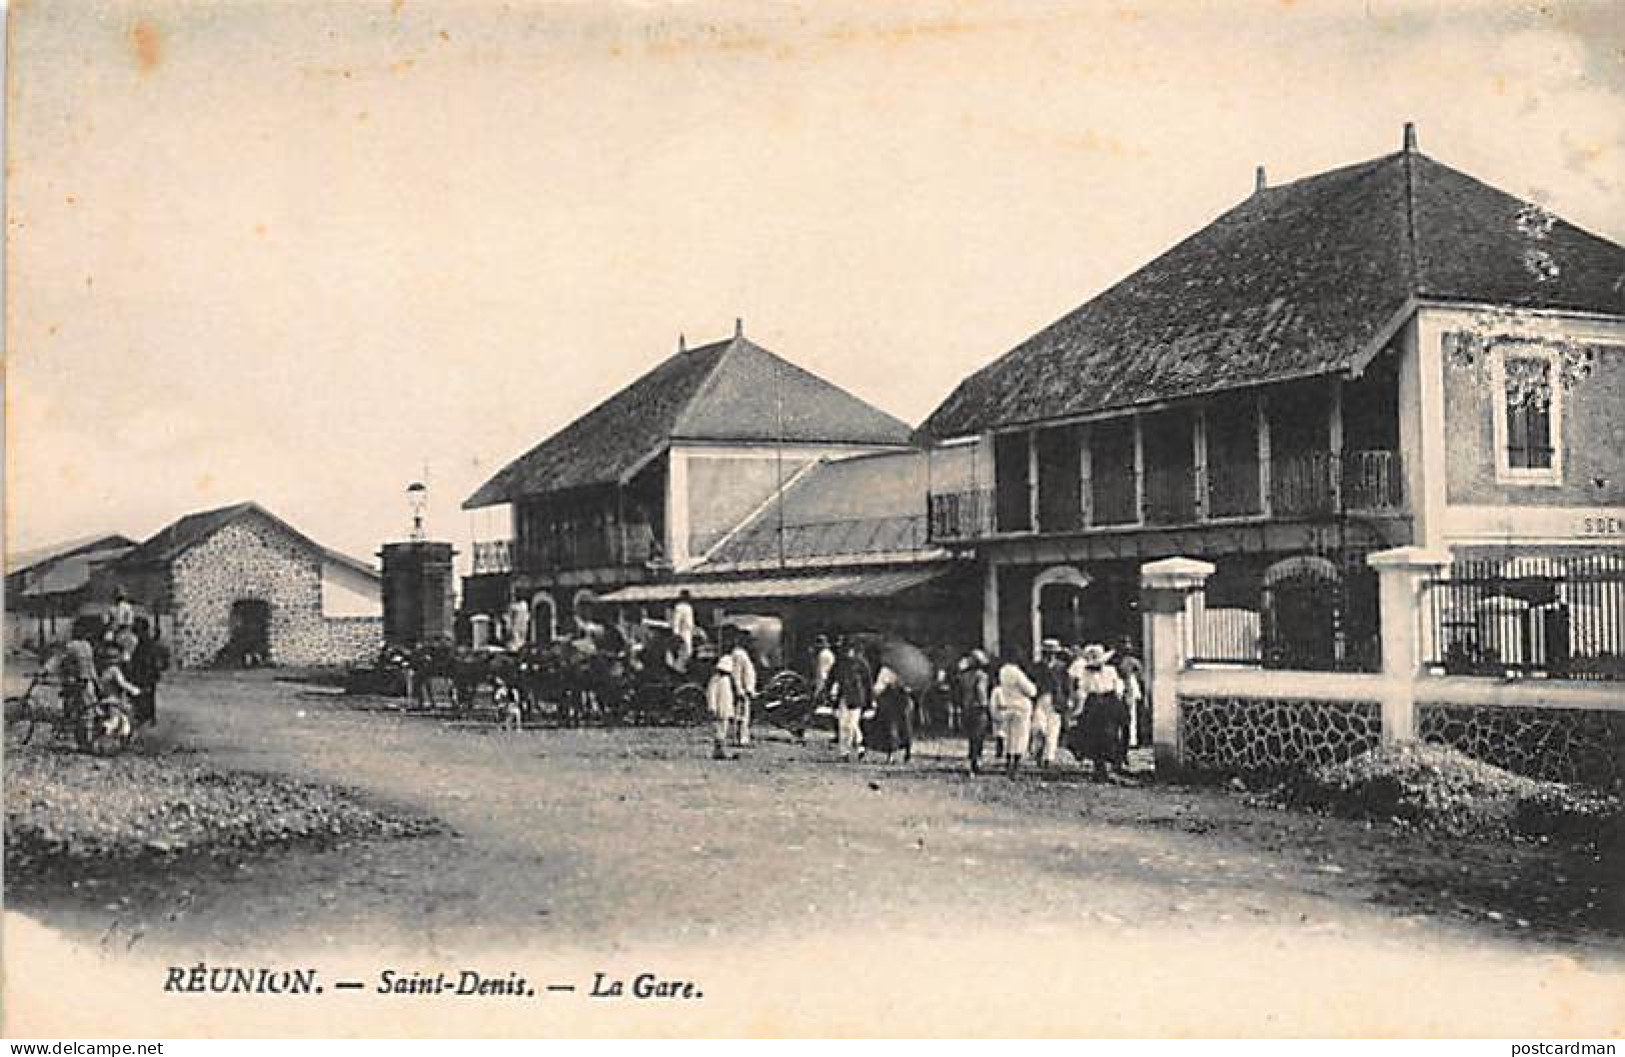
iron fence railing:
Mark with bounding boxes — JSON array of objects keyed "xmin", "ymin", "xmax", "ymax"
[
  {"xmin": 1189, "ymin": 561, "xmax": 1382, "ymax": 673},
  {"xmin": 1423, "ymin": 553, "xmax": 1625, "ymax": 681}
]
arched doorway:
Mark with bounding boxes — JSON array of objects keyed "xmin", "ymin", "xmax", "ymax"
[
  {"xmin": 1262, "ymin": 556, "xmax": 1341, "ymax": 669},
  {"xmin": 529, "ymin": 592, "xmax": 557, "ymax": 644},
  {"xmin": 1031, "ymin": 566, "xmax": 1091, "ymax": 651},
  {"xmin": 571, "ymin": 589, "xmax": 598, "ymax": 633}
]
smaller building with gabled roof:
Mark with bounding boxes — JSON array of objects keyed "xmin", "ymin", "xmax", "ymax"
[
  {"xmin": 5, "ymin": 533, "xmax": 137, "ymax": 651},
  {"xmin": 99, "ymin": 501, "xmax": 383, "ymax": 668},
  {"xmin": 462, "ymin": 322, "xmax": 914, "ymax": 640}
]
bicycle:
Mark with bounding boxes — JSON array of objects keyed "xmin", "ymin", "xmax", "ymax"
[
  {"xmin": 4, "ymin": 668, "xmax": 75, "ymax": 746},
  {"xmin": 5, "ymin": 665, "xmax": 135, "ymax": 755}
]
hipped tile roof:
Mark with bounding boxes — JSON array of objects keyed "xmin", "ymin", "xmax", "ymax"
[
  {"xmin": 921, "ymin": 148, "xmax": 1625, "ymax": 438},
  {"xmin": 464, "ymin": 333, "xmax": 912, "ymax": 509}
]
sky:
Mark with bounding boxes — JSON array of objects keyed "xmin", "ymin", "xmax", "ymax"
[{"xmin": 7, "ymin": 0, "xmax": 1624, "ymax": 572}]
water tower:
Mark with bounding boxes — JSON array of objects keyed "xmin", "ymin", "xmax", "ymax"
[{"xmin": 380, "ymin": 480, "xmax": 456, "ymax": 648}]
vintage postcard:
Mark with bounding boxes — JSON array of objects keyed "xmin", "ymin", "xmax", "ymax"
[{"xmin": 5, "ymin": 0, "xmax": 1623, "ymax": 1040}]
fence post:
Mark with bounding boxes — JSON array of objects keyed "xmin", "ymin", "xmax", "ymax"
[
  {"xmin": 1367, "ymin": 546, "xmax": 1451, "ymax": 743},
  {"xmin": 1140, "ymin": 556, "xmax": 1215, "ymax": 775}
]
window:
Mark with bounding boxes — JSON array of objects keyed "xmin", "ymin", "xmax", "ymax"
[{"xmin": 1491, "ymin": 345, "xmax": 1562, "ymax": 484}]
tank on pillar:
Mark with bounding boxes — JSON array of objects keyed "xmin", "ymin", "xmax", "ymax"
[{"xmin": 380, "ymin": 480, "xmax": 456, "ymax": 649}]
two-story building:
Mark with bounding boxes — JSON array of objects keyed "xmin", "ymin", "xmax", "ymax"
[
  {"xmin": 919, "ymin": 126, "xmax": 1625, "ymax": 669},
  {"xmin": 462, "ymin": 323, "xmax": 915, "ymax": 639}
]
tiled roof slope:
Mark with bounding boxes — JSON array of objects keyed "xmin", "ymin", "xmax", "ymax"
[
  {"xmin": 120, "ymin": 502, "xmax": 262, "ymax": 565},
  {"xmin": 921, "ymin": 148, "xmax": 1625, "ymax": 438},
  {"xmin": 118, "ymin": 502, "xmax": 379, "ymax": 578},
  {"xmin": 465, "ymin": 333, "xmax": 912, "ymax": 508},
  {"xmin": 7, "ymin": 533, "xmax": 136, "ymax": 576},
  {"xmin": 702, "ymin": 445, "xmax": 977, "ymax": 567}
]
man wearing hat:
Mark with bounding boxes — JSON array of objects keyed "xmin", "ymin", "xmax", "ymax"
[
  {"xmin": 727, "ymin": 628, "xmax": 758, "ymax": 747},
  {"xmin": 669, "ymin": 589, "xmax": 696, "ymax": 674},
  {"xmin": 954, "ymin": 648, "xmax": 992, "ymax": 774},
  {"xmin": 830, "ymin": 637, "xmax": 872, "ymax": 762},
  {"xmin": 1032, "ymin": 639, "xmax": 1070, "ymax": 769},
  {"xmin": 707, "ymin": 627, "xmax": 740, "ymax": 760}
]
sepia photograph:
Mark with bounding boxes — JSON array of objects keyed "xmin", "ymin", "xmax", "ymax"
[{"xmin": 4, "ymin": 0, "xmax": 1623, "ymax": 1040}]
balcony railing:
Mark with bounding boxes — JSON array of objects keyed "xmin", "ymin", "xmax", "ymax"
[
  {"xmin": 1341, "ymin": 449, "xmax": 1405, "ymax": 512},
  {"xmin": 1143, "ymin": 464, "xmax": 1197, "ymax": 526},
  {"xmin": 471, "ymin": 525, "xmax": 657, "ymax": 577},
  {"xmin": 471, "ymin": 539, "xmax": 513, "ymax": 575},
  {"xmin": 1272, "ymin": 450, "xmax": 1405, "ymax": 517},
  {"xmin": 927, "ymin": 449, "xmax": 1404, "ymax": 542},
  {"xmin": 929, "ymin": 490, "xmax": 993, "ymax": 541}
]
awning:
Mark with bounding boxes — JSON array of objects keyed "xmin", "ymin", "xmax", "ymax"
[{"xmin": 597, "ymin": 566, "xmax": 954, "ymax": 605}]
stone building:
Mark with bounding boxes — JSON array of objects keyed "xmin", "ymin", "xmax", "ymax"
[{"xmin": 101, "ymin": 502, "xmax": 383, "ymax": 668}]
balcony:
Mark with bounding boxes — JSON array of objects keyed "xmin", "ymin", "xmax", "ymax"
[
  {"xmin": 470, "ymin": 525, "xmax": 657, "ymax": 577},
  {"xmin": 471, "ymin": 539, "xmax": 513, "ymax": 575},
  {"xmin": 1143, "ymin": 463, "xmax": 1197, "ymax": 526},
  {"xmin": 927, "ymin": 449, "xmax": 1404, "ymax": 542},
  {"xmin": 928, "ymin": 489, "xmax": 993, "ymax": 541},
  {"xmin": 1272, "ymin": 449, "xmax": 1405, "ymax": 517}
]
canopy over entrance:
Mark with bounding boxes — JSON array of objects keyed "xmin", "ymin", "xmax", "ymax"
[{"xmin": 598, "ymin": 566, "xmax": 953, "ymax": 605}]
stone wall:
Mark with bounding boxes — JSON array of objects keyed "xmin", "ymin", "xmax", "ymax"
[
  {"xmin": 1178, "ymin": 696, "xmax": 1383, "ymax": 775},
  {"xmin": 1419, "ymin": 703, "xmax": 1624, "ymax": 788},
  {"xmin": 170, "ymin": 514, "xmax": 379, "ymax": 669},
  {"xmin": 311, "ymin": 616, "xmax": 384, "ymax": 668}
]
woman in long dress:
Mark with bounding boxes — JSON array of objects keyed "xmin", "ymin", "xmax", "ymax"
[
  {"xmin": 992, "ymin": 655, "xmax": 1038, "ymax": 778},
  {"xmin": 1066, "ymin": 644, "xmax": 1127, "ymax": 779},
  {"xmin": 866, "ymin": 664, "xmax": 913, "ymax": 763}
]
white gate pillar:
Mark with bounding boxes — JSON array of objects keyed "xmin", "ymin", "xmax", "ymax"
[
  {"xmin": 1367, "ymin": 546, "xmax": 1451, "ymax": 743},
  {"xmin": 1140, "ymin": 556, "xmax": 1214, "ymax": 774}
]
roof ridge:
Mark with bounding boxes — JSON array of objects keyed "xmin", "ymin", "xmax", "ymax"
[{"xmin": 670, "ymin": 333, "xmax": 743, "ymax": 437}]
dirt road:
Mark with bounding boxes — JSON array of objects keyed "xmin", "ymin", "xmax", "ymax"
[{"xmin": 7, "ymin": 672, "xmax": 1623, "ymax": 1036}]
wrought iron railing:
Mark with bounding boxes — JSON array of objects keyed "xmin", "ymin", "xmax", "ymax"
[
  {"xmin": 1143, "ymin": 463, "xmax": 1196, "ymax": 526},
  {"xmin": 928, "ymin": 489, "xmax": 993, "ymax": 541},
  {"xmin": 472, "ymin": 526, "xmax": 656, "ymax": 576},
  {"xmin": 471, "ymin": 539, "xmax": 513, "ymax": 575},
  {"xmin": 1423, "ymin": 554, "xmax": 1625, "ymax": 681},
  {"xmin": 928, "ymin": 449, "xmax": 1404, "ymax": 542}
]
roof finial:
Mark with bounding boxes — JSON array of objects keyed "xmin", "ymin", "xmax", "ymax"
[
  {"xmin": 734, "ymin": 317, "xmax": 744, "ymax": 339},
  {"xmin": 1254, "ymin": 165, "xmax": 1267, "ymax": 193},
  {"xmin": 678, "ymin": 332, "xmax": 686, "ymax": 354},
  {"xmin": 1403, "ymin": 121, "xmax": 1417, "ymax": 152}
]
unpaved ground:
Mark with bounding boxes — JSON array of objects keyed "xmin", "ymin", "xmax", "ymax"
[{"xmin": 6, "ymin": 672, "xmax": 1623, "ymax": 1036}]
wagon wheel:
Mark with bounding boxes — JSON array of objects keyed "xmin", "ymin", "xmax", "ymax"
[
  {"xmin": 763, "ymin": 670, "xmax": 809, "ymax": 701},
  {"xmin": 759, "ymin": 670, "xmax": 813, "ymax": 731},
  {"xmin": 4, "ymin": 673, "xmax": 52, "ymax": 745}
]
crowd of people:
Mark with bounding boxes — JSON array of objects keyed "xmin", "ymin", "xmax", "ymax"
[
  {"xmin": 696, "ymin": 606, "xmax": 1146, "ymax": 780},
  {"xmin": 950, "ymin": 639, "xmax": 1144, "ymax": 779},
  {"xmin": 47, "ymin": 589, "xmax": 170, "ymax": 733}
]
